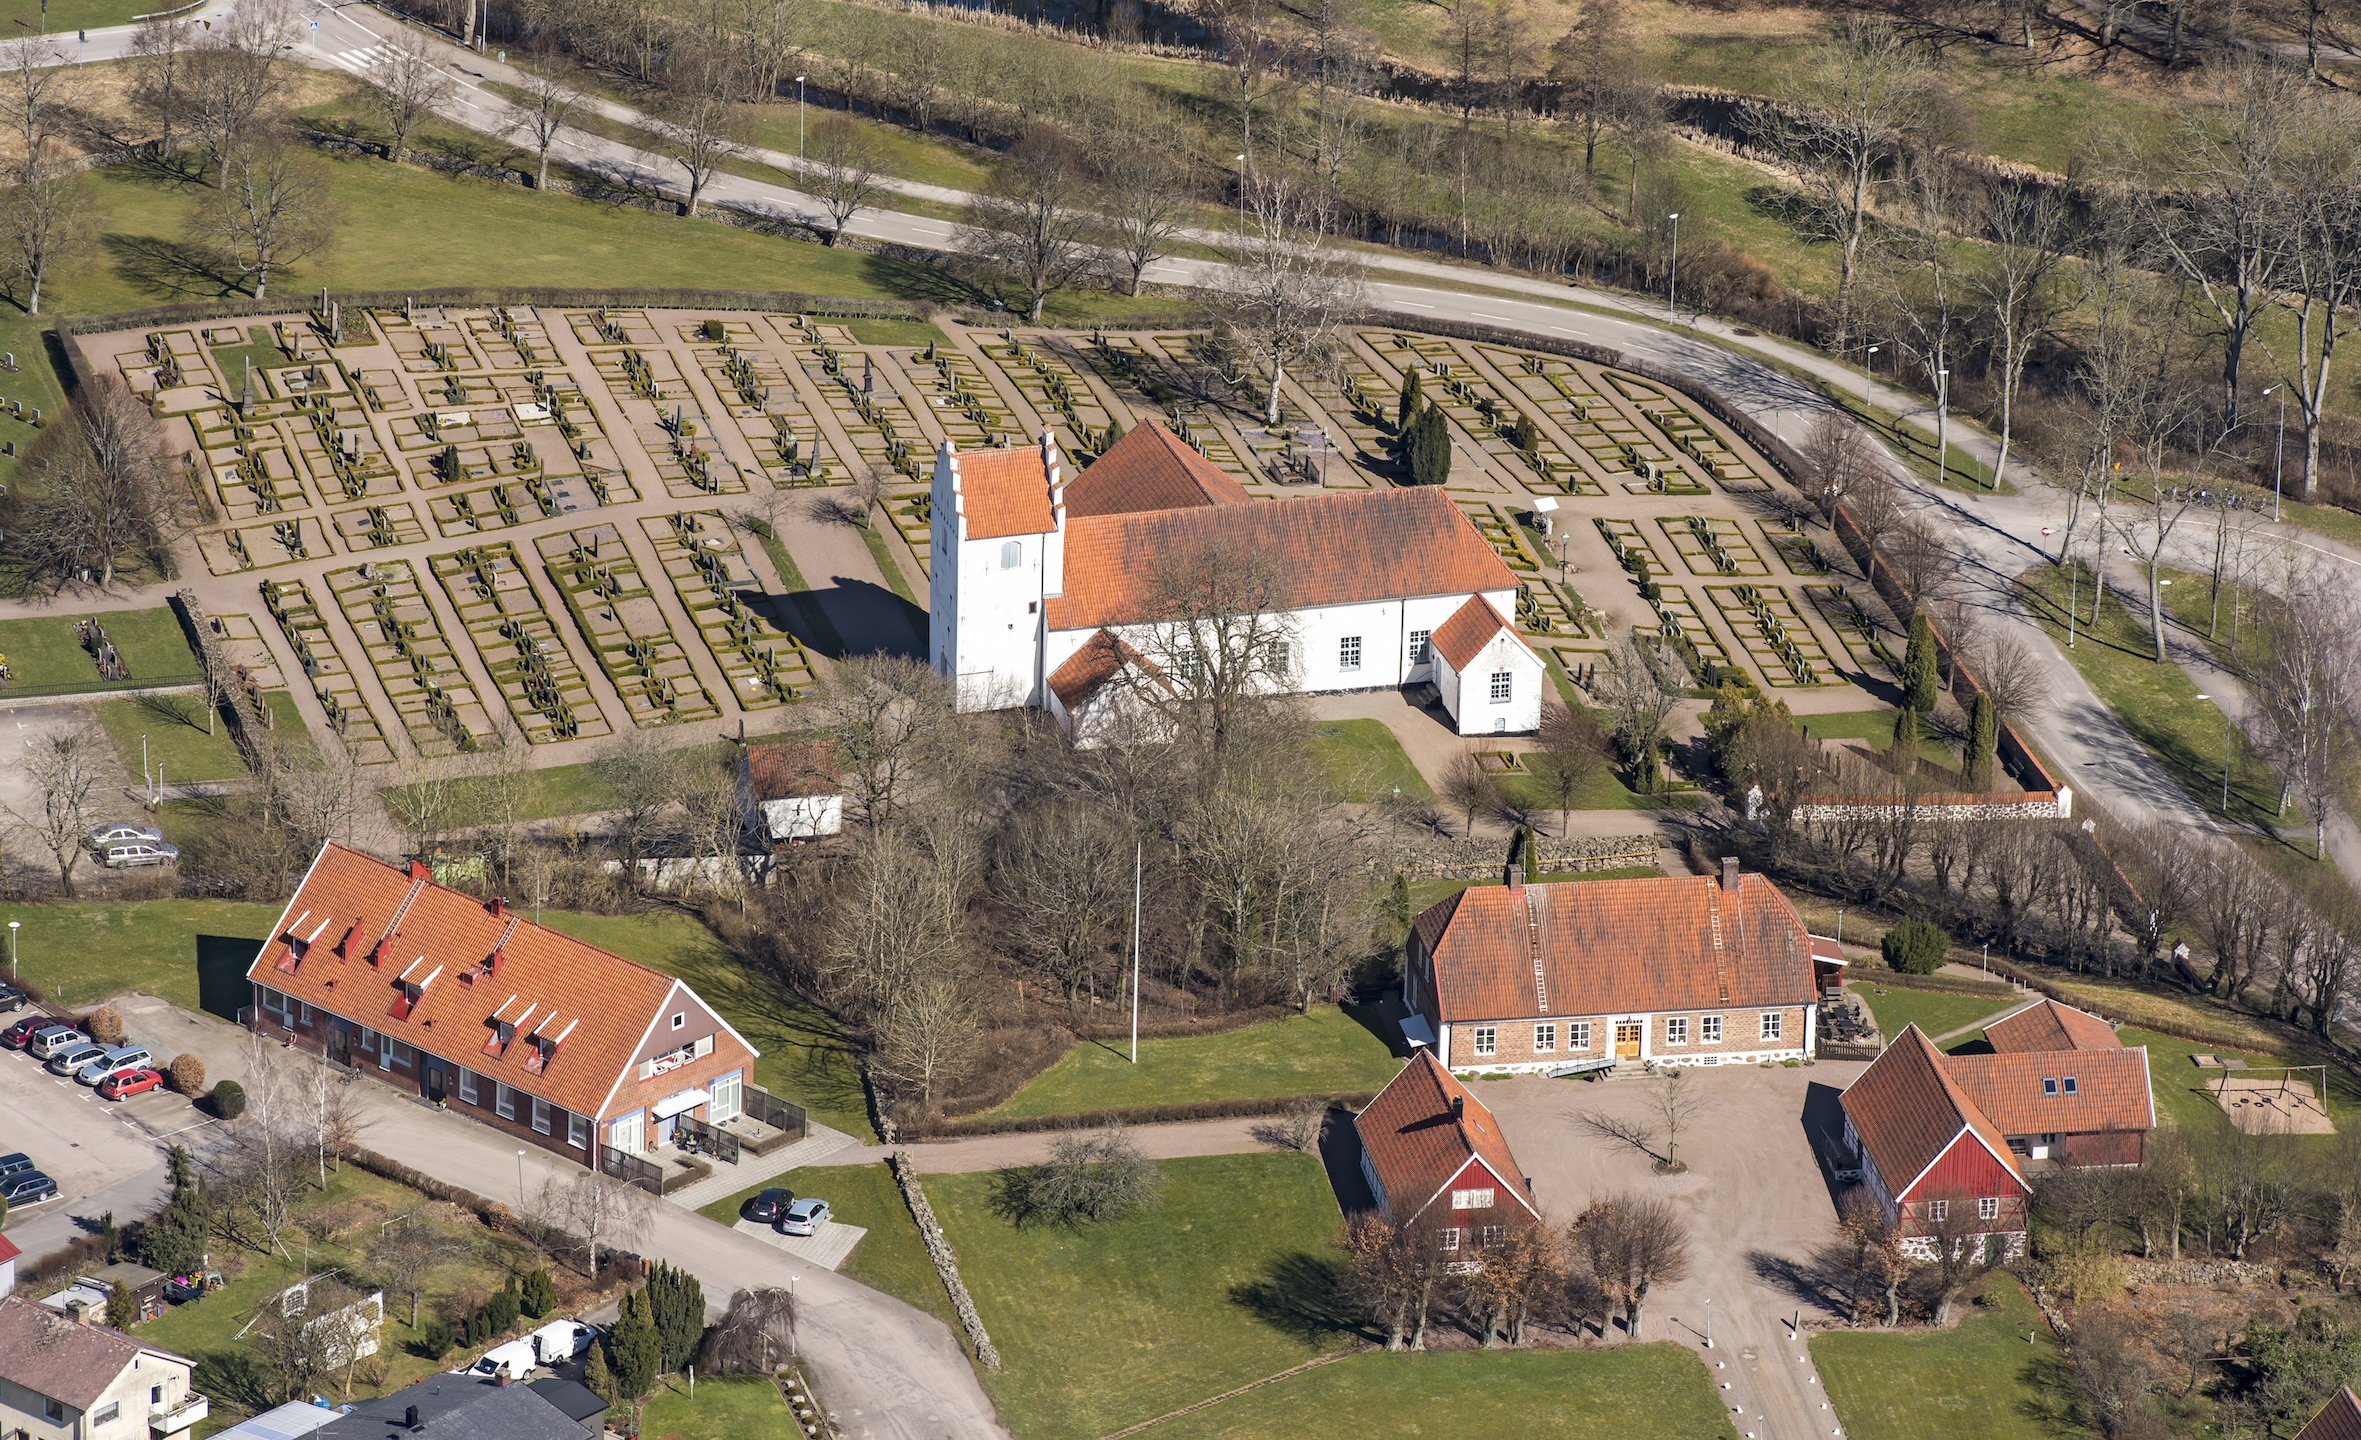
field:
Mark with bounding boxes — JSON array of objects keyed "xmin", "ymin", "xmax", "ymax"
[
  {"xmin": 636, "ymin": 1375, "xmax": 795, "ymax": 1440},
  {"xmin": 1813, "ymin": 1275, "xmax": 2073, "ymax": 1440},
  {"xmin": 1309, "ymin": 719, "xmax": 1434, "ymax": 803},
  {"xmin": 930, "ymin": 1151, "xmax": 1355, "ymax": 1440},
  {"xmin": 95, "ymin": 695, "xmax": 247, "ymax": 785},
  {"xmin": 0, "ymin": 607, "xmax": 197, "ymax": 691},
  {"xmin": 1146, "ymin": 1346, "xmax": 1741, "ymax": 1440},
  {"xmin": 698, "ymin": 1160, "xmax": 954, "ymax": 1330},
  {"xmin": 1848, "ymin": 982, "xmax": 2021, "ymax": 1047},
  {"xmin": 987, "ymin": 1005, "xmax": 1404, "ymax": 1119}
]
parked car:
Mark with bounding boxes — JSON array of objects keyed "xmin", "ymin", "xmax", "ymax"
[
  {"xmin": 744, "ymin": 1187, "xmax": 792, "ymax": 1225},
  {"xmin": 0, "ymin": 1152, "xmax": 33, "ymax": 1178},
  {"xmin": 98, "ymin": 841, "xmax": 179, "ymax": 870},
  {"xmin": 530, "ymin": 1320, "xmax": 598, "ymax": 1365},
  {"xmin": 77, "ymin": 1046, "xmax": 154, "ymax": 1085},
  {"xmin": 47, "ymin": 1042, "xmax": 110, "ymax": 1077},
  {"xmin": 98, "ymin": 1068, "xmax": 163, "ymax": 1100},
  {"xmin": 27, "ymin": 1026, "xmax": 87, "ymax": 1059},
  {"xmin": 84, "ymin": 824, "xmax": 164, "ymax": 853},
  {"xmin": 3, "ymin": 1016, "xmax": 50, "ymax": 1048},
  {"xmin": 0, "ymin": 983, "xmax": 26, "ymax": 1013},
  {"xmin": 0, "ymin": 1170, "xmax": 56, "ymax": 1205},
  {"xmin": 452, "ymin": 1340, "xmax": 538, "ymax": 1382},
  {"xmin": 781, "ymin": 1198, "xmax": 831, "ymax": 1236}
]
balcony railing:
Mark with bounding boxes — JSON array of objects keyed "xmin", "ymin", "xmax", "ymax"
[{"xmin": 151, "ymin": 1396, "xmax": 210, "ymax": 1434}]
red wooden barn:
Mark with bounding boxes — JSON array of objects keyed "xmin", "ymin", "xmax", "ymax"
[{"xmin": 1353, "ymin": 1050, "xmax": 1539, "ymax": 1267}]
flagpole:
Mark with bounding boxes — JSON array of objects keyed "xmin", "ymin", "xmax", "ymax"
[{"xmin": 1130, "ymin": 841, "xmax": 1142, "ymax": 1065}]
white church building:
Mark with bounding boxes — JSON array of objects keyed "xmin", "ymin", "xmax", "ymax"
[{"xmin": 925, "ymin": 424, "xmax": 1547, "ymax": 738}]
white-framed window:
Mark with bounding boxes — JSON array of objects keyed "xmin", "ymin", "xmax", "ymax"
[
  {"xmin": 2063, "ymin": 1076, "xmax": 2078, "ymax": 1096},
  {"xmin": 458, "ymin": 1068, "xmax": 478, "ymax": 1104},
  {"xmin": 1472, "ymin": 1026, "xmax": 1497, "ymax": 1056},
  {"xmin": 710, "ymin": 1072, "xmax": 743, "ymax": 1123},
  {"xmin": 1339, "ymin": 636, "xmax": 1362, "ymax": 671},
  {"xmin": 532, "ymin": 1097, "xmax": 552, "ymax": 1135},
  {"xmin": 1978, "ymin": 1196, "xmax": 2000, "ymax": 1221},
  {"xmin": 1570, "ymin": 1021, "xmax": 1591, "ymax": 1050},
  {"xmin": 1481, "ymin": 1225, "xmax": 1506, "ymax": 1247},
  {"xmin": 1760, "ymin": 1013, "xmax": 1782, "ymax": 1042},
  {"xmin": 672, "ymin": 1013, "xmax": 686, "ymax": 1031},
  {"xmin": 94, "ymin": 1402, "xmax": 120, "ymax": 1426},
  {"xmin": 2043, "ymin": 1077, "xmax": 2058, "ymax": 1096},
  {"xmin": 1438, "ymin": 1227, "xmax": 1461, "ymax": 1252},
  {"xmin": 999, "ymin": 540, "xmax": 1021, "ymax": 570},
  {"xmin": 1490, "ymin": 671, "xmax": 1512, "ymax": 703},
  {"xmin": 299, "ymin": 1002, "xmax": 313, "ymax": 1026},
  {"xmin": 1701, "ymin": 1015, "xmax": 1722, "ymax": 1043},
  {"xmin": 1666, "ymin": 1017, "xmax": 1688, "ymax": 1045},
  {"xmin": 1409, "ymin": 629, "xmax": 1432, "ymax": 665},
  {"xmin": 1925, "ymin": 1199, "xmax": 1949, "ymax": 1223},
  {"xmin": 496, "ymin": 1083, "xmax": 516, "ymax": 1120},
  {"xmin": 1534, "ymin": 1023, "xmax": 1556, "ymax": 1053},
  {"xmin": 568, "ymin": 1112, "xmax": 590, "ymax": 1149},
  {"xmin": 1452, "ymin": 1188, "xmax": 1496, "ymax": 1210}
]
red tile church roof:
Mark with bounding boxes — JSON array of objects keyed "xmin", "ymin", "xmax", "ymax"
[
  {"xmin": 1061, "ymin": 423, "xmax": 1249, "ymax": 517},
  {"xmin": 954, "ymin": 444, "xmax": 1054, "ymax": 540}
]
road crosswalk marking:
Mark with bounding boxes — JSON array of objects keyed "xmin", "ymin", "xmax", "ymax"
[{"xmin": 326, "ymin": 44, "xmax": 392, "ymax": 72}]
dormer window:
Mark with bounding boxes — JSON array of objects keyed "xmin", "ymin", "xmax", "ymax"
[
  {"xmin": 2042, "ymin": 1078, "xmax": 2059, "ymax": 1097},
  {"xmin": 523, "ymin": 1017, "xmax": 577, "ymax": 1076},
  {"xmin": 484, "ymin": 997, "xmax": 535, "ymax": 1056},
  {"xmin": 389, "ymin": 959, "xmax": 442, "ymax": 1021}
]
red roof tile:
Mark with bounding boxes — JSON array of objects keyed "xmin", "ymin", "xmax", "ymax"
[
  {"xmin": 1944, "ymin": 1047, "xmax": 2154, "ymax": 1136},
  {"xmin": 247, "ymin": 844, "xmax": 756, "ymax": 1120},
  {"xmin": 1353, "ymin": 1050, "xmax": 1538, "ymax": 1223},
  {"xmin": 2299, "ymin": 1389, "xmax": 2361, "ymax": 1440},
  {"xmin": 1044, "ymin": 488, "xmax": 1515, "ymax": 632},
  {"xmin": 1413, "ymin": 873, "xmax": 1813, "ymax": 1022},
  {"xmin": 0, "ymin": 1232, "xmax": 17, "ymax": 1264},
  {"xmin": 1045, "ymin": 628, "xmax": 1164, "ymax": 710},
  {"xmin": 954, "ymin": 442, "xmax": 1054, "ymax": 540},
  {"xmin": 0, "ymin": 1295, "xmax": 194, "ymax": 1411},
  {"xmin": 1841, "ymin": 1026, "xmax": 2029, "ymax": 1200},
  {"xmin": 1983, "ymin": 998, "xmax": 2122, "ymax": 1054},
  {"xmin": 1062, "ymin": 423, "xmax": 1249, "ymax": 518},
  {"xmin": 742, "ymin": 740, "xmax": 837, "ymax": 800},
  {"xmin": 1428, "ymin": 595, "xmax": 1523, "ymax": 670}
]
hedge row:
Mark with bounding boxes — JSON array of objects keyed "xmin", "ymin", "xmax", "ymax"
[
  {"xmin": 1848, "ymin": 969, "xmax": 2017, "ymax": 999},
  {"xmin": 896, "ymin": 1090, "xmax": 1378, "ymax": 1140}
]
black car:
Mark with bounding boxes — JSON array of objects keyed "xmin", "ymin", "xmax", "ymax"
[
  {"xmin": 0, "ymin": 1152, "xmax": 32, "ymax": 1178},
  {"xmin": 0, "ymin": 1170, "xmax": 56, "ymax": 1205},
  {"xmin": 744, "ymin": 1187, "xmax": 793, "ymax": 1225},
  {"xmin": 0, "ymin": 984, "xmax": 25, "ymax": 1013}
]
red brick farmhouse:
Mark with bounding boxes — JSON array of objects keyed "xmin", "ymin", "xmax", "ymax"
[
  {"xmin": 1402, "ymin": 860, "xmax": 1818, "ymax": 1073},
  {"xmin": 1839, "ymin": 1000, "xmax": 2154, "ymax": 1257},
  {"xmin": 1354, "ymin": 1050, "xmax": 1539, "ymax": 1263},
  {"xmin": 245, "ymin": 842, "xmax": 763, "ymax": 1180}
]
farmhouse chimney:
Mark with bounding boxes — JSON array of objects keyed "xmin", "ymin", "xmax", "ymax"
[
  {"xmin": 1506, "ymin": 867, "xmax": 1523, "ymax": 891},
  {"xmin": 1722, "ymin": 857, "xmax": 1740, "ymax": 893},
  {"xmin": 487, "ymin": 896, "xmax": 504, "ymax": 918},
  {"xmin": 404, "ymin": 1406, "xmax": 420, "ymax": 1429},
  {"xmin": 1450, "ymin": 1094, "xmax": 1464, "ymax": 1121}
]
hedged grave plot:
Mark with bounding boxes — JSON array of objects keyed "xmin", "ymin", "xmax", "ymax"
[
  {"xmin": 112, "ymin": 328, "xmax": 220, "ymax": 411},
  {"xmin": 885, "ymin": 490, "xmax": 934, "ymax": 573},
  {"xmin": 588, "ymin": 345, "xmax": 684, "ymax": 405},
  {"xmin": 259, "ymin": 577, "xmax": 397, "ymax": 765},
  {"xmin": 429, "ymin": 543, "xmax": 612, "ymax": 744},
  {"xmin": 536, "ymin": 524, "xmax": 720, "ymax": 728},
  {"xmin": 331, "ymin": 502, "xmax": 430, "ymax": 552},
  {"xmin": 1370, "ymin": 331, "xmax": 1463, "ymax": 367},
  {"xmin": 1592, "ymin": 517, "xmax": 1671, "ymax": 583},
  {"xmin": 676, "ymin": 316, "xmax": 763, "ymax": 347},
  {"xmin": 1462, "ymin": 502, "xmax": 1542, "ymax": 576},
  {"xmin": 813, "ymin": 349, "xmax": 930, "ymax": 486},
  {"xmin": 385, "ymin": 317, "xmax": 488, "ymax": 378},
  {"xmin": 642, "ymin": 509, "xmax": 816, "ymax": 709},
  {"xmin": 567, "ymin": 308, "xmax": 664, "ymax": 349},
  {"xmin": 1806, "ymin": 583, "xmax": 1900, "ymax": 679},
  {"xmin": 466, "ymin": 307, "xmax": 557, "ymax": 370},
  {"xmin": 327, "ymin": 558, "xmax": 493, "ymax": 756},
  {"xmin": 1515, "ymin": 578, "xmax": 1586, "ymax": 639},
  {"xmin": 349, "ymin": 365, "xmax": 416, "ymax": 414},
  {"xmin": 1708, "ymin": 584, "xmax": 1841, "ymax": 687},
  {"xmin": 1077, "ymin": 332, "xmax": 1182, "ymax": 411},
  {"xmin": 199, "ymin": 515, "xmax": 337, "ymax": 576},
  {"xmin": 1655, "ymin": 515, "xmax": 1771, "ymax": 578},
  {"xmin": 989, "ymin": 333, "xmax": 1112, "ymax": 459},
  {"xmin": 201, "ymin": 414, "xmax": 314, "ymax": 521},
  {"xmin": 696, "ymin": 332, "xmax": 833, "ymax": 486},
  {"xmin": 1758, "ymin": 518, "xmax": 1832, "ymax": 576},
  {"xmin": 916, "ymin": 347, "xmax": 1015, "ymax": 454},
  {"xmin": 1645, "ymin": 583, "xmax": 1737, "ymax": 679}
]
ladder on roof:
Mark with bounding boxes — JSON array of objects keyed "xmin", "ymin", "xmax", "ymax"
[
  {"xmin": 1526, "ymin": 891, "xmax": 1548, "ymax": 1013},
  {"xmin": 384, "ymin": 871, "xmax": 431, "ymax": 940},
  {"xmin": 1707, "ymin": 890, "xmax": 1731, "ymax": 1004},
  {"xmin": 491, "ymin": 916, "xmax": 522, "ymax": 955}
]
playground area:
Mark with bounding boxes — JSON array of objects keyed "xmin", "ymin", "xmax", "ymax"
[{"xmin": 2203, "ymin": 1064, "xmax": 2336, "ymax": 1136}]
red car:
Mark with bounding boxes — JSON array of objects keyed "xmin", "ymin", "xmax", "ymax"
[
  {"xmin": 2, "ymin": 1015, "xmax": 50, "ymax": 1049},
  {"xmin": 98, "ymin": 1068, "xmax": 162, "ymax": 1100}
]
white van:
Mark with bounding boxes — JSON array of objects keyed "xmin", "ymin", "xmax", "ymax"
[
  {"xmin": 531, "ymin": 1319, "xmax": 597, "ymax": 1365},
  {"xmin": 452, "ymin": 1339, "xmax": 537, "ymax": 1381}
]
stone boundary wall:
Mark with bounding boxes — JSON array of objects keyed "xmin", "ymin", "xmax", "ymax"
[
  {"xmin": 887, "ymin": 1151, "xmax": 1000, "ymax": 1369},
  {"xmin": 1789, "ymin": 792, "xmax": 2071, "ymax": 824},
  {"xmin": 1372, "ymin": 829, "xmax": 1658, "ymax": 880}
]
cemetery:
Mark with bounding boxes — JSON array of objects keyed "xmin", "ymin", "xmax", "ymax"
[{"xmin": 83, "ymin": 298, "xmax": 1916, "ymax": 773}]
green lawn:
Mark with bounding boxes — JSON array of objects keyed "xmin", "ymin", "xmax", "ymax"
[
  {"xmin": 1310, "ymin": 719, "xmax": 1433, "ymax": 803},
  {"xmin": 1813, "ymin": 1274, "xmax": 2076, "ymax": 1440},
  {"xmin": 0, "ymin": 899, "xmax": 280, "ymax": 1015},
  {"xmin": 932, "ymin": 1151, "xmax": 1355, "ymax": 1440},
  {"xmin": 0, "ymin": 607, "xmax": 198, "ymax": 692},
  {"xmin": 531, "ymin": 909, "xmax": 875, "ymax": 1139},
  {"xmin": 1793, "ymin": 709, "xmax": 1961, "ymax": 770},
  {"xmin": 988, "ymin": 1005, "xmax": 1403, "ymax": 1119},
  {"xmin": 636, "ymin": 1374, "xmax": 791, "ymax": 1440},
  {"xmin": 697, "ymin": 1160, "xmax": 953, "ymax": 1331},
  {"xmin": 1147, "ymin": 1346, "xmax": 1740, "ymax": 1440},
  {"xmin": 1847, "ymin": 982, "xmax": 2021, "ymax": 1047},
  {"xmin": 2017, "ymin": 563, "xmax": 2316, "ymax": 844},
  {"xmin": 95, "ymin": 695, "xmax": 248, "ymax": 785},
  {"xmin": 375, "ymin": 744, "xmax": 731, "ymax": 826},
  {"xmin": 0, "ymin": 0, "xmax": 147, "ymax": 44}
]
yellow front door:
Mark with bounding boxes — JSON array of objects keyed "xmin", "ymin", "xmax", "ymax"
[{"xmin": 1615, "ymin": 1023, "xmax": 1643, "ymax": 1058}]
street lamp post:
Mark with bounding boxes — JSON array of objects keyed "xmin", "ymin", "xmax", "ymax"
[
  {"xmin": 2195, "ymin": 695, "xmax": 2230, "ymax": 814},
  {"xmin": 1235, "ymin": 154, "xmax": 1248, "ymax": 249},
  {"xmin": 8, "ymin": 920, "xmax": 16, "ymax": 984},
  {"xmin": 1704, "ymin": 1296, "xmax": 1713, "ymax": 1349},
  {"xmin": 1934, "ymin": 368, "xmax": 1951, "ymax": 486},
  {"xmin": 790, "ymin": 1275, "xmax": 800, "ymax": 1355},
  {"xmin": 1666, "ymin": 213, "xmax": 1680, "ymax": 323},
  {"xmin": 514, "ymin": 1149, "xmax": 527, "ymax": 1212},
  {"xmin": 1865, "ymin": 346, "xmax": 1878, "ymax": 406},
  {"xmin": 1835, "ymin": 907, "xmax": 1844, "ymax": 946},
  {"xmin": 795, "ymin": 77, "xmax": 806, "ymax": 162},
  {"xmin": 2264, "ymin": 384, "xmax": 2286, "ymax": 521}
]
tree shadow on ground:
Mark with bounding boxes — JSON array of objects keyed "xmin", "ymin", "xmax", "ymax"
[
  {"xmin": 1228, "ymin": 1250, "xmax": 1363, "ymax": 1344},
  {"xmin": 1748, "ymin": 1242, "xmax": 1855, "ymax": 1319},
  {"xmin": 102, "ymin": 233, "xmax": 245, "ymax": 302},
  {"xmin": 192, "ymin": 1350, "xmax": 274, "ymax": 1414}
]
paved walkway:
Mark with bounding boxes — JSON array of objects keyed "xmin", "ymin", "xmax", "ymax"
[
  {"xmin": 659, "ymin": 1120, "xmax": 859, "ymax": 1211},
  {"xmin": 733, "ymin": 1216, "xmax": 867, "ymax": 1271},
  {"xmin": 809, "ymin": 1115, "xmax": 1291, "ymax": 1174}
]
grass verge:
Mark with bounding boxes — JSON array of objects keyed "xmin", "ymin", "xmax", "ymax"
[
  {"xmin": 748, "ymin": 527, "xmax": 850, "ymax": 658},
  {"xmin": 0, "ymin": 606, "xmax": 198, "ymax": 690},
  {"xmin": 1847, "ymin": 981, "xmax": 2021, "ymax": 1048},
  {"xmin": 1813, "ymin": 1273, "xmax": 2071, "ymax": 1440},
  {"xmin": 988, "ymin": 1004, "xmax": 1403, "ymax": 1120},
  {"xmin": 1309, "ymin": 718, "xmax": 1433, "ymax": 802},
  {"xmin": 95, "ymin": 695, "xmax": 247, "ymax": 784}
]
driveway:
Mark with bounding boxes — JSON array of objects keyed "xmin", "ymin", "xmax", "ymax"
[{"xmin": 1479, "ymin": 1060, "xmax": 1872, "ymax": 1440}]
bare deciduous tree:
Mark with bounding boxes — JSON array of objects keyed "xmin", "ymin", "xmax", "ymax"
[
  {"xmin": 654, "ymin": 46, "xmax": 750, "ymax": 218},
  {"xmin": 1467, "ymin": 1222, "xmax": 1561, "ymax": 1348},
  {"xmin": 185, "ymin": 0, "xmax": 299, "ymax": 187},
  {"xmin": 1574, "ymin": 1192, "xmax": 1688, "ymax": 1340},
  {"xmin": 1836, "ymin": 1187, "xmax": 1905, "ymax": 1325},
  {"xmin": 811, "ymin": 653, "xmax": 962, "ymax": 828},
  {"xmin": 1970, "ymin": 180, "xmax": 2079, "ymax": 491},
  {"xmin": 363, "ymin": 28, "xmax": 454, "ymax": 166},
  {"xmin": 806, "ymin": 115, "xmax": 889, "ymax": 246},
  {"xmin": 1213, "ymin": 170, "xmax": 1363, "ymax": 426},
  {"xmin": 995, "ymin": 1123, "xmax": 1165, "ymax": 1227},
  {"xmin": 997, "ymin": 803, "xmax": 1128, "ymax": 1009},
  {"xmin": 366, "ymin": 1220, "xmax": 466, "ymax": 1330},
  {"xmin": 870, "ymin": 970, "xmax": 983, "ymax": 1114},
  {"xmin": 9, "ymin": 723, "xmax": 107, "ymax": 897},
  {"xmin": 962, "ymin": 127, "xmax": 1097, "ymax": 324},
  {"xmin": 504, "ymin": 57, "xmax": 584, "ymax": 192},
  {"xmin": 195, "ymin": 134, "xmax": 337, "ymax": 300},
  {"xmin": 1529, "ymin": 697, "xmax": 1607, "ymax": 834},
  {"xmin": 1093, "ymin": 137, "xmax": 1188, "ymax": 298},
  {"xmin": 539, "ymin": 1168, "xmax": 655, "ymax": 1278}
]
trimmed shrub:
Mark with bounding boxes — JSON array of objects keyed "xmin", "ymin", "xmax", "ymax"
[
  {"xmin": 168, "ymin": 1054, "xmax": 207, "ymax": 1096},
  {"xmin": 210, "ymin": 1081, "xmax": 245, "ymax": 1120},
  {"xmin": 1881, "ymin": 916, "xmax": 1950, "ymax": 976},
  {"xmin": 85, "ymin": 1007, "xmax": 124, "ymax": 1045},
  {"xmin": 522, "ymin": 1269, "xmax": 556, "ymax": 1320},
  {"xmin": 415, "ymin": 1316, "xmax": 456, "ymax": 1360}
]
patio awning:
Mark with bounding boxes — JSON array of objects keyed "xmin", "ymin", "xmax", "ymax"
[
  {"xmin": 651, "ymin": 1087, "xmax": 707, "ymax": 1119},
  {"xmin": 1400, "ymin": 1014, "xmax": 1436, "ymax": 1049}
]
